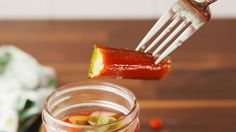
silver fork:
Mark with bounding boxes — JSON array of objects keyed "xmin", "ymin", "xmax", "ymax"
[{"xmin": 136, "ymin": 0, "xmax": 217, "ymax": 64}]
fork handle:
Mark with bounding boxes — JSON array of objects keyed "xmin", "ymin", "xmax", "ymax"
[{"xmin": 203, "ymin": 0, "xmax": 217, "ymax": 7}]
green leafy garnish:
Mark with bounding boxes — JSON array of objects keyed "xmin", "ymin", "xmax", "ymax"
[{"xmin": 0, "ymin": 53, "xmax": 12, "ymax": 73}]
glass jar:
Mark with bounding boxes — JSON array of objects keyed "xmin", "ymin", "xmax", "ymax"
[{"xmin": 42, "ymin": 81, "xmax": 140, "ymax": 132}]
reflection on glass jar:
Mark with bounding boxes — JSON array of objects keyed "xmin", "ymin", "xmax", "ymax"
[{"xmin": 42, "ymin": 81, "xmax": 140, "ymax": 132}]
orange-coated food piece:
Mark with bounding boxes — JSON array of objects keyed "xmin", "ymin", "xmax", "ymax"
[{"xmin": 88, "ymin": 45, "xmax": 171, "ymax": 80}]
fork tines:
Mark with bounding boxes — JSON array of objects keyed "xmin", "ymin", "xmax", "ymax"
[{"xmin": 136, "ymin": 10, "xmax": 195, "ymax": 64}]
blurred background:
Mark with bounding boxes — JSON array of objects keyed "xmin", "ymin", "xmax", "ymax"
[
  {"xmin": 0, "ymin": 0, "xmax": 236, "ymax": 132},
  {"xmin": 0, "ymin": 0, "xmax": 235, "ymax": 20}
]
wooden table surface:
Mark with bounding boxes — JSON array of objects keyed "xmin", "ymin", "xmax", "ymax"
[{"xmin": 1, "ymin": 20, "xmax": 236, "ymax": 132}]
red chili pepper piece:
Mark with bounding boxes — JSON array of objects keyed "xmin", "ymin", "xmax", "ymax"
[{"xmin": 149, "ymin": 118, "xmax": 162, "ymax": 129}]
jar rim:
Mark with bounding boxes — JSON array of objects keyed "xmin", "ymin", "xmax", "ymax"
[{"xmin": 42, "ymin": 81, "xmax": 139, "ymax": 129}]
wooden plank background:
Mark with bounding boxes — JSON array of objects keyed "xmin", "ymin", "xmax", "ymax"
[{"xmin": 0, "ymin": 20, "xmax": 235, "ymax": 132}]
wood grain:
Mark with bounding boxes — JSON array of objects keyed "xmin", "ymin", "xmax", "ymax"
[
  {"xmin": 139, "ymin": 100, "xmax": 236, "ymax": 109},
  {"xmin": 0, "ymin": 20, "xmax": 235, "ymax": 132}
]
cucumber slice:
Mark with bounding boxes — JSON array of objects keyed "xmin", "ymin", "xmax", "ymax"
[
  {"xmin": 88, "ymin": 45, "xmax": 171, "ymax": 80},
  {"xmin": 68, "ymin": 115, "xmax": 89, "ymax": 125},
  {"xmin": 88, "ymin": 46, "xmax": 104, "ymax": 78},
  {"xmin": 88, "ymin": 116, "xmax": 117, "ymax": 125}
]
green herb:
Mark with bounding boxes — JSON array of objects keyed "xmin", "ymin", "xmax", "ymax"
[{"xmin": 0, "ymin": 53, "xmax": 12, "ymax": 73}]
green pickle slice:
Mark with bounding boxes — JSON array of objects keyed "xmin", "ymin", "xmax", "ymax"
[
  {"xmin": 69, "ymin": 115, "xmax": 89, "ymax": 125},
  {"xmin": 66, "ymin": 111, "xmax": 122, "ymax": 131},
  {"xmin": 88, "ymin": 116, "xmax": 117, "ymax": 125},
  {"xmin": 88, "ymin": 47, "xmax": 104, "ymax": 78}
]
